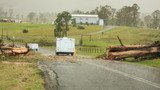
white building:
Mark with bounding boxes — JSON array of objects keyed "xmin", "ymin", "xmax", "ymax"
[
  {"xmin": 99, "ymin": 19, "xmax": 104, "ymax": 26},
  {"xmin": 71, "ymin": 14, "xmax": 99, "ymax": 25},
  {"xmin": 15, "ymin": 19, "xmax": 22, "ymax": 23}
]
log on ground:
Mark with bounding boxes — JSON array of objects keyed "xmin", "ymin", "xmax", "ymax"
[{"xmin": 107, "ymin": 47, "xmax": 160, "ymax": 60}]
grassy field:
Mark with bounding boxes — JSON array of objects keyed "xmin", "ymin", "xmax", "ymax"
[
  {"xmin": 0, "ymin": 63, "xmax": 44, "ymax": 90},
  {"xmin": 126, "ymin": 59, "xmax": 160, "ymax": 68},
  {"xmin": 0, "ymin": 53, "xmax": 44, "ymax": 90},
  {"xmin": 75, "ymin": 26, "xmax": 160, "ymax": 57},
  {"xmin": 80, "ymin": 26, "xmax": 160, "ymax": 47},
  {"xmin": 0, "ymin": 23, "xmax": 102, "ymax": 45},
  {"xmin": 1, "ymin": 23, "xmax": 160, "ymax": 49},
  {"xmin": 1, "ymin": 22, "xmax": 160, "ymax": 67},
  {"xmin": 75, "ymin": 26, "xmax": 160, "ymax": 67},
  {"xmin": 136, "ymin": 60, "xmax": 160, "ymax": 67}
]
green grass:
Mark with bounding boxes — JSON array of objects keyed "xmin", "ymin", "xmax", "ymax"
[
  {"xmin": 0, "ymin": 62, "xmax": 44, "ymax": 90},
  {"xmin": 128, "ymin": 59, "xmax": 160, "ymax": 68},
  {"xmin": 1, "ymin": 23, "xmax": 160, "ymax": 67},
  {"xmin": 0, "ymin": 23, "xmax": 102, "ymax": 45},
  {"xmin": 81, "ymin": 26, "xmax": 160, "ymax": 47},
  {"xmin": 0, "ymin": 53, "xmax": 45, "ymax": 90},
  {"xmin": 75, "ymin": 26, "xmax": 160, "ymax": 57},
  {"xmin": 0, "ymin": 23, "xmax": 103, "ymax": 89},
  {"xmin": 68, "ymin": 25, "xmax": 103, "ymax": 36},
  {"xmin": 139, "ymin": 60, "xmax": 160, "ymax": 67}
]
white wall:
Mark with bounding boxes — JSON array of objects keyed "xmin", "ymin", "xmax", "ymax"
[
  {"xmin": 72, "ymin": 16, "xmax": 99, "ymax": 24},
  {"xmin": 99, "ymin": 19, "xmax": 104, "ymax": 26}
]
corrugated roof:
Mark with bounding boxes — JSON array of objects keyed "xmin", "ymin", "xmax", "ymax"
[{"xmin": 71, "ymin": 14, "xmax": 98, "ymax": 18}]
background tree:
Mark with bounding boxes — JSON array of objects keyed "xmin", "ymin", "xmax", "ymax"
[
  {"xmin": 54, "ymin": 11, "xmax": 71, "ymax": 37},
  {"xmin": 16, "ymin": 14, "xmax": 20, "ymax": 20},
  {"xmin": 116, "ymin": 4, "xmax": 140, "ymax": 26},
  {"xmin": 8, "ymin": 9, "xmax": 14, "ymax": 19},
  {"xmin": 72, "ymin": 10, "xmax": 84, "ymax": 14},
  {"xmin": 0, "ymin": 7, "xmax": 8, "ymax": 19},
  {"xmin": 144, "ymin": 15, "xmax": 152, "ymax": 28},
  {"xmin": 27, "ymin": 12, "xmax": 36, "ymax": 23},
  {"xmin": 71, "ymin": 18, "xmax": 76, "ymax": 27},
  {"xmin": 151, "ymin": 10, "xmax": 160, "ymax": 29},
  {"xmin": 131, "ymin": 4, "xmax": 140, "ymax": 26},
  {"xmin": 108, "ymin": 8, "xmax": 116, "ymax": 25},
  {"xmin": 39, "ymin": 13, "xmax": 47, "ymax": 24},
  {"xmin": 95, "ymin": 5, "xmax": 113, "ymax": 25}
]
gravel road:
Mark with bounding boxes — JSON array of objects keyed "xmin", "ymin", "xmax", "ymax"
[
  {"xmin": 88, "ymin": 26, "xmax": 117, "ymax": 35},
  {"xmin": 37, "ymin": 49, "xmax": 160, "ymax": 90}
]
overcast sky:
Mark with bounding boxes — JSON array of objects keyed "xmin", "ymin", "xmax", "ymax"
[{"xmin": 0, "ymin": 0, "xmax": 160, "ymax": 14}]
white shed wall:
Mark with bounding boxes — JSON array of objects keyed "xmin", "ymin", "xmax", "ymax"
[{"xmin": 72, "ymin": 14, "xmax": 99, "ymax": 24}]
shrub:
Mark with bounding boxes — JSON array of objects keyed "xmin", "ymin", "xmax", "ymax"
[
  {"xmin": 38, "ymin": 38, "xmax": 53, "ymax": 46},
  {"xmin": 0, "ymin": 39, "xmax": 3, "ymax": 44},
  {"xmin": 22, "ymin": 29, "xmax": 29, "ymax": 33},
  {"xmin": 77, "ymin": 25, "xmax": 85, "ymax": 29},
  {"xmin": 71, "ymin": 19, "xmax": 77, "ymax": 27},
  {"xmin": 86, "ymin": 22, "xmax": 89, "ymax": 26},
  {"xmin": 79, "ymin": 38, "xmax": 83, "ymax": 46},
  {"xmin": 80, "ymin": 22, "xmax": 82, "ymax": 25}
]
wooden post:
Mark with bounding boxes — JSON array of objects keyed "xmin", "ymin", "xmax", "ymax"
[
  {"xmin": 80, "ymin": 35, "xmax": 83, "ymax": 46},
  {"xmin": 1, "ymin": 28, "xmax": 4, "ymax": 39},
  {"xmin": 90, "ymin": 35, "xmax": 92, "ymax": 41},
  {"xmin": 6, "ymin": 29, "xmax": 8, "ymax": 39},
  {"xmin": 117, "ymin": 36, "xmax": 124, "ymax": 46}
]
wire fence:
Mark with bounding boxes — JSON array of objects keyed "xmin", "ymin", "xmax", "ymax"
[{"xmin": 77, "ymin": 47, "xmax": 106, "ymax": 53}]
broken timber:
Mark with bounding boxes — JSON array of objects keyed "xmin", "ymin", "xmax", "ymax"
[{"xmin": 106, "ymin": 45, "xmax": 160, "ymax": 60}]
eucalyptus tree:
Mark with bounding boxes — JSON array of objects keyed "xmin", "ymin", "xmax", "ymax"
[
  {"xmin": 54, "ymin": 11, "xmax": 71, "ymax": 37},
  {"xmin": 151, "ymin": 10, "xmax": 160, "ymax": 29},
  {"xmin": 116, "ymin": 4, "xmax": 140, "ymax": 27}
]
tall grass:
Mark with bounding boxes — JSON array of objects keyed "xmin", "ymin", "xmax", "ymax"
[{"xmin": 0, "ymin": 63, "xmax": 44, "ymax": 90}]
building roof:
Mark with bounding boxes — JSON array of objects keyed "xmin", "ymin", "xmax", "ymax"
[{"xmin": 71, "ymin": 14, "xmax": 98, "ymax": 18}]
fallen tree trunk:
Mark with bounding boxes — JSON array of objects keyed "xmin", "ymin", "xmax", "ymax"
[
  {"xmin": 108, "ymin": 45, "xmax": 153, "ymax": 52},
  {"xmin": 107, "ymin": 46, "xmax": 160, "ymax": 60},
  {"xmin": 1, "ymin": 47, "xmax": 29, "ymax": 55},
  {"xmin": 12, "ymin": 47, "xmax": 29, "ymax": 54}
]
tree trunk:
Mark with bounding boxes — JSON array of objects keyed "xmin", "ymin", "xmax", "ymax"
[{"xmin": 107, "ymin": 45, "xmax": 160, "ymax": 60}]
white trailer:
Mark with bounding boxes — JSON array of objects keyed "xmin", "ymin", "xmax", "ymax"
[
  {"xmin": 56, "ymin": 37, "xmax": 75, "ymax": 56},
  {"xmin": 27, "ymin": 43, "xmax": 39, "ymax": 51}
]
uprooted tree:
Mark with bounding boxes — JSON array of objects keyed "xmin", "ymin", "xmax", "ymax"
[
  {"xmin": 54, "ymin": 11, "xmax": 71, "ymax": 37},
  {"xmin": 104, "ymin": 36, "xmax": 160, "ymax": 60},
  {"xmin": 106, "ymin": 44, "xmax": 160, "ymax": 60}
]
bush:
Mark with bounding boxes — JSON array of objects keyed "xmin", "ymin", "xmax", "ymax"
[
  {"xmin": 77, "ymin": 25, "xmax": 85, "ymax": 29},
  {"xmin": 71, "ymin": 19, "xmax": 77, "ymax": 27},
  {"xmin": 0, "ymin": 39, "xmax": 3, "ymax": 44},
  {"xmin": 86, "ymin": 22, "xmax": 89, "ymax": 26},
  {"xmin": 79, "ymin": 38, "xmax": 83, "ymax": 46},
  {"xmin": 38, "ymin": 38, "xmax": 53, "ymax": 46},
  {"xmin": 22, "ymin": 29, "xmax": 29, "ymax": 33}
]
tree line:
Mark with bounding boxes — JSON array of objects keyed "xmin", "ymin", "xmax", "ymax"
[
  {"xmin": 0, "ymin": 7, "xmax": 55, "ymax": 24},
  {"xmin": 0, "ymin": 4, "xmax": 160, "ymax": 29},
  {"xmin": 72, "ymin": 4, "xmax": 160, "ymax": 29}
]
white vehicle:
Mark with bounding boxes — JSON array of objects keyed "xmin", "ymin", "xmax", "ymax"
[
  {"xmin": 56, "ymin": 37, "xmax": 75, "ymax": 56},
  {"xmin": 27, "ymin": 43, "xmax": 39, "ymax": 51}
]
